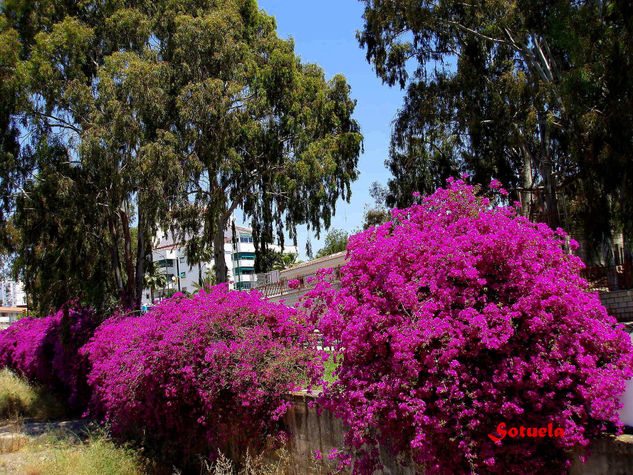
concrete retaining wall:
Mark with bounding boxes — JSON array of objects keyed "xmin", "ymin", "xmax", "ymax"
[
  {"xmin": 281, "ymin": 392, "xmax": 633, "ymax": 474},
  {"xmin": 570, "ymin": 435, "xmax": 633, "ymax": 475},
  {"xmin": 282, "ymin": 392, "xmax": 414, "ymax": 474}
]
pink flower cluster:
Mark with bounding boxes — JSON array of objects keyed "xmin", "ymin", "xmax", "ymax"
[
  {"xmin": 81, "ymin": 285, "xmax": 320, "ymax": 464},
  {"xmin": 303, "ymin": 180, "xmax": 633, "ymax": 474},
  {"xmin": 0, "ymin": 304, "xmax": 99, "ymax": 411}
]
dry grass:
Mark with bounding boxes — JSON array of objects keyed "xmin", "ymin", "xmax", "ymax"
[
  {"xmin": 0, "ymin": 369, "xmax": 67, "ymax": 421},
  {"xmin": 205, "ymin": 447, "xmax": 340, "ymax": 475},
  {"xmin": 0, "ymin": 422, "xmax": 163, "ymax": 475},
  {"xmin": 0, "ymin": 369, "xmax": 342, "ymax": 474},
  {"xmin": 0, "ymin": 370, "xmax": 154, "ymax": 474},
  {"xmin": 23, "ymin": 433, "xmax": 156, "ymax": 475}
]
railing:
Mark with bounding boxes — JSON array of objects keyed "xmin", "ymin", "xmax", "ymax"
[
  {"xmin": 256, "ymin": 266, "xmax": 343, "ymax": 299},
  {"xmin": 583, "ymin": 264, "xmax": 632, "ymax": 292}
]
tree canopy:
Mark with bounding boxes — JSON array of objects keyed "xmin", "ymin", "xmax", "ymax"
[
  {"xmin": 358, "ymin": 0, "xmax": 633, "ymax": 263},
  {"xmin": 315, "ymin": 228, "xmax": 349, "ymax": 258},
  {"xmin": 362, "ymin": 181, "xmax": 390, "ymax": 230},
  {"xmin": 1, "ymin": 0, "xmax": 362, "ymax": 312}
]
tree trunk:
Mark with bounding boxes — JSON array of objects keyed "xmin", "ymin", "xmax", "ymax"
[
  {"xmin": 134, "ymin": 206, "xmax": 146, "ymax": 310},
  {"xmin": 119, "ymin": 209, "xmax": 136, "ymax": 308},
  {"xmin": 521, "ymin": 147, "xmax": 533, "ymax": 218},
  {"xmin": 538, "ymin": 114, "xmax": 560, "ymax": 229},
  {"xmin": 214, "ymin": 214, "xmax": 228, "ymax": 284},
  {"xmin": 108, "ymin": 216, "xmax": 124, "ymax": 298},
  {"xmin": 540, "ymin": 158, "xmax": 560, "ymax": 229}
]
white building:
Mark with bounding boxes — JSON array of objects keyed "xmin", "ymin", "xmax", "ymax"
[
  {"xmin": 231, "ymin": 224, "xmax": 257, "ymax": 291},
  {"xmin": 0, "ymin": 280, "xmax": 27, "ymax": 308},
  {"xmin": 141, "ymin": 220, "xmax": 296, "ymax": 306}
]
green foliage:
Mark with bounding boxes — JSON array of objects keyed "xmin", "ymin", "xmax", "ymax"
[
  {"xmin": 315, "ymin": 228, "xmax": 349, "ymax": 258},
  {"xmin": 274, "ymin": 252, "xmax": 300, "ymax": 270},
  {"xmin": 358, "ymin": 0, "xmax": 633, "ymax": 258},
  {"xmin": 321, "ymin": 354, "xmax": 340, "ymax": 384},
  {"xmin": 362, "ymin": 181, "xmax": 390, "ymax": 230},
  {"xmin": 2, "ymin": 0, "xmax": 362, "ymax": 310},
  {"xmin": 192, "ymin": 268, "xmax": 216, "ymax": 291},
  {"xmin": 12, "ymin": 149, "xmax": 115, "ymax": 315},
  {"xmin": 143, "ymin": 261, "xmax": 167, "ymax": 304},
  {"xmin": 254, "ymin": 249, "xmax": 300, "ymax": 274}
]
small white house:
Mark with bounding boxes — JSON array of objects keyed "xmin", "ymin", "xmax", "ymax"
[{"xmin": 0, "ymin": 306, "xmax": 27, "ymax": 329}]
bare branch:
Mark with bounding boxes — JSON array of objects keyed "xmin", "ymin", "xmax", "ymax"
[
  {"xmin": 32, "ymin": 111, "xmax": 82, "ymax": 134},
  {"xmin": 442, "ymin": 20, "xmax": 511, "ymax": 46}
]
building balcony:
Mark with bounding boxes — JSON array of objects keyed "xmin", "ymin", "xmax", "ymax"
[
  {"xmin": 233, "ymin": 258, "xmax": 255, "ymax": 267},
  {"xmin": 234, "ymin": 273, "xmax": 257, "ymax": 283}
]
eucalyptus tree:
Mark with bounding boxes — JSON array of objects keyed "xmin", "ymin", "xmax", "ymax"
[
  {"xmin": 362, "ymin": 181, "xmax": 390, "ymax": 230},
  {"xmin": 0, "ymin": 14, "xmax": 21, "ymax": 229},
  {"xmin": 2, "ymin": 0, "xmax": 362, "ymax": 310},
  {"xmin": 358, "ymin": 0, "xmax": 633, "ymax": 258},
  {"xmin": 1, "ymin": 0, "xmax": 189, "ymax": 310},
  {"xmin": 164, "ymin": 0, "xmax": 362, "ymax": 283}
]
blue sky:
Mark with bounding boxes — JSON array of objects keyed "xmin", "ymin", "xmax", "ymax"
[{"xmin": 254, "ymin": 0, "xmax": 407, "ymax": 259}]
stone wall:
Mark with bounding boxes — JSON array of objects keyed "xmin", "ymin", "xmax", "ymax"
[{"xmin": 599, "ymin": 290, "xmax": 633, "ymax": 322}]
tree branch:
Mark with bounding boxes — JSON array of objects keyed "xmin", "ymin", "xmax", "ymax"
[
  {"xmin": 442, "ymin": 20, "xmax": 512, "ymax": 46},
  {"xmin": 32, "ymin": 111, "xmax": 82, "ymax": 134}
]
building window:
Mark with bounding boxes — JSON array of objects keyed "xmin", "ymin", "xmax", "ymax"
[
  {"xmin": 234, "ymin": 252, "xmax": 256, "ymax": 260},
  {"xmin": 234, "ymin": 267, "xmax": 255, "ymax": 276},
  {"xmin": 239, "ymin": 235, "xmax": 253, "ymax": 243}
]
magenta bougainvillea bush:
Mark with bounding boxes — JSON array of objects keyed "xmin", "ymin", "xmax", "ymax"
[
  {"xmin": 81, "ymin": 285, "xmax": 320, "ymax": 463},
  {"xmin": 0, "ymin": 304, "xmax": 99, "ymax": 411},
  {"xmin": 304, "ymin": 179, "xmax": 633, "ymax": 474}
]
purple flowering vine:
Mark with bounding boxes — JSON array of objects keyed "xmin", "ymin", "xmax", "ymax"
[
  {"xmin": 303, "ymin": 179, "xmax": 633, "ymax": 474},
  {"xmin": 80, "ymin": 285, "xmax": 321, "ymax": 464}
]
